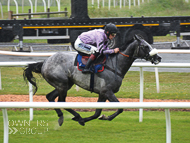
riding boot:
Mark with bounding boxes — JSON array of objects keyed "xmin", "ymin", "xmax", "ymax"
[{"xmin": 82, "ymin": 54, "xmax": 96, "ymax": 74}]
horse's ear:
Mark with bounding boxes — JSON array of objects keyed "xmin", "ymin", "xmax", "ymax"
[
  {"xmin": 134, "ymin": 34, "xmax": 137, "ymax": 40},
  {"xmin": 134, "ymin": 34, "xmax": 141, "ymax": 41}
]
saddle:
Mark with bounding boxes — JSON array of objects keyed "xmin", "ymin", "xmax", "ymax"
[
  {"xmin": 74, "ymin": 53, "xmax": 108, "ymax": 93},
  {"xmin": 74, "ymin": 54, "xmax": 107, "ymax": 73}
]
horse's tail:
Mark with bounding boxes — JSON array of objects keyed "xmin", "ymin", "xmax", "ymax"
[{"xmin": 23, "ymin": 62, "xmax": 44, "ymax": 94}]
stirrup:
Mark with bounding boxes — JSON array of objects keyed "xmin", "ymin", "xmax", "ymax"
[{"xmin": 82, "ymin": 68, "xmax": 93, "ymax": 74}]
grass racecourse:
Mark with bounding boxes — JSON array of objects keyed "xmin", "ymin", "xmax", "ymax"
[
  {"xmin": 0, "ymin": 0, "xmax": 190, "ymax": 142},
  {"xmin": 0, "ymin": 67, "xmax": 190, "ymax": 142},
  {"xmin": 0, "ymin": 110, "xmax": 190, "ymax": 143}
]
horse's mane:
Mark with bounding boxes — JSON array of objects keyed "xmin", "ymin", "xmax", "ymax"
[{"xmin": 119, "ymin": 37, "xmax": 136, "ymax": 51}]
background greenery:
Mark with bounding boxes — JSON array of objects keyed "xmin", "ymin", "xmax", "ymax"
[
  {"xmin": 0, "ymin": 0, "xmax": 188, "ymax": 43},
  {"xmin": 1, "ymin": 0, "xmax": 190, "ymax": 20}
]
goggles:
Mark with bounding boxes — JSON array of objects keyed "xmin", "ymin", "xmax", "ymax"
[{"xmin": 111, "ymin": 33, "xmax": 116, "ymax": 36}]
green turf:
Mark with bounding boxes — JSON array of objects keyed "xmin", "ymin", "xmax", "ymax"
[
  {"xmin": 0, "ymin": 110, "xmax": 190, "ymax": 143},
  {"xmin": 0, "ymin": 67, "xmax": 190, "ymax": 100}
]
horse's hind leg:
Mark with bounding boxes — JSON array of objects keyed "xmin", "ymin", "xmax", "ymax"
[
  {"xmin": 58, "ymin": 88, "xmax": 84, "ymax": 126},
  {"xmin": 46, "ymin": 89, "xmax": 63, "ymax": 117},
  {"xmin": 46, "ymin": 89, "xmax": 64, "ymax": 126}
]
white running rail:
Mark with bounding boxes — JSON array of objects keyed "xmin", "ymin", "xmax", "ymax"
[
  {"xmin": 0, "ymin": 61, "xmax": 190, "ymax": 123},
  {"xmin": 1, "ymin": 102, "xmax": 190, "ymax": 143}
]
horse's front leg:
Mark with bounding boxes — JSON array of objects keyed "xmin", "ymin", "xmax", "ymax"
[{"xmin": 99, "ymin": 90, "xmax": 123, "ymax": 121}]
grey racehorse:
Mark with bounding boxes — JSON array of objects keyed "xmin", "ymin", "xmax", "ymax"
[{"xmin": 23, "ymin": 35, "xmax": 161, "ymax": 126}]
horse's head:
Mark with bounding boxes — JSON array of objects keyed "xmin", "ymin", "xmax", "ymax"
[{"xmin": 133, "ymin": 35, "xmax": 161, "ymax": 64}]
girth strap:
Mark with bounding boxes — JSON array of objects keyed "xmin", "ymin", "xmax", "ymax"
[{"xmin": 90, "ymin": 73, "xmax": 94, "ymax": 93}]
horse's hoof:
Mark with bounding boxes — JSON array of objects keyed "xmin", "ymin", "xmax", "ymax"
[
  {"xmin": 72, "ymin": 116, "xmax": 79, "ymax": 121},
  {"xmin": 78, "ymin": 119, "xmax": 85, "ymax": 126},
  {"xmin": 98, "ymin": 114, "xmax": 108, "ymax": 120},
  {"xmin": 58, "ymin": 116, "xmax": 64, "ymax": 126},
  {"xmin": 72, "ymin": 116, "xmax": 85, "ymax": 126},
  {"xmin": 107, "ymin": 117, "xmax": 113, "ymax": 121}
]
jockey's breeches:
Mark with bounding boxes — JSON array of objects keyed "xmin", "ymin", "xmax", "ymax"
[{"xmin": 74, "ymin": 37, "xmax": 98, "ymax": 55}]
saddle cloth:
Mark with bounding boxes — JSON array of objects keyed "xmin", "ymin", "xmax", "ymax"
[{"xmin": 75, "ymin": 54, "xmax": 107, "ymax": 73}]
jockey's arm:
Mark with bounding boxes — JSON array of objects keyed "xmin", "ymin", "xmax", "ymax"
[
  {"xmin": 95, "ymin": 33, "xmax": 119, "ymax": 55},
  {"xmin": 102, "ymin": 49, "xmax": 115, "ymax": 54},
  {"xmin": 97, "ymin": 41, "xmax": 114, "ymax": 55},
  {"xmin": 102, "ymin": 47, "xmax": 119, "ymax": 55}
]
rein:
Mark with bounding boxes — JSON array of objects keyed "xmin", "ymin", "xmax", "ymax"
[
  {"xmin": 119, "ymin": 51, "xmax": 129, "ymax": 57},
  {"xmin": 107, "ymin": 51, "xmax": 129, "ymax": 80}
]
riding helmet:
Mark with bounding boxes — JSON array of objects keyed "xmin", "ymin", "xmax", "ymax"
[{"xmin": 104, "ymin": 23, "xmax": 117, "ymax": 36}]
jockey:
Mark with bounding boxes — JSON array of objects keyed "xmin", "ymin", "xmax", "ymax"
[{"xmin": 74, "ymin": 23, "xmax": 120, "ymax": 73}]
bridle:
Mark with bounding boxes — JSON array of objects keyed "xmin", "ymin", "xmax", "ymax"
[
  {"xmin": 132, "ymin": 40, "xmax": 151, "ymax": 60},
  {"xmin": 118, "ymin": 40, "xmax": 149, "ymax": 59},
  {"xmin": 117, "ymin": 42, "xmax": 145, "ymax": 59},
  {"xmin": 107, "ymin": 39, "xmax": 155, "ymax": 79},
  {"xmin": 113, "ymin": 43, "xmax": 148, "ymax": 80}
]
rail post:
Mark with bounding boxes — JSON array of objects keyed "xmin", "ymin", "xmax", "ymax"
[
  {"xmin": 155, "ymin": 67, "xmax": 160, "ymax": 93},
  {"xmin": 176, "ymin": 21, "xmax": 181, "ymax": 48},
  {"xmin": 29, "ymin": 82, "xmax": 33, "ymax": 121},
  {"xmin": 65, "ymin": 8, "xmax": 67, "ymax": 17},
  {"xmin": 18, "ymin": 26, "xmax": 24, "ymax": 51},
  {"xmin": 139, "ymin": 67, "xmax": 144, "ymax": 122},
  {"xmin": 47, "ymin": 8, "xmax": 50, "ymax": 18},
  {"xmin": 28, "ymin": 9, "xmax": 31, "ymax": 19},
  {"xmin": 8, "ymin": 11, "xmax": 13, "ymax": 20},
  {"xmin": 165, "ymin": 109, "xmax": 171, "ymax": 143},
  {"xmin": 0, "ymin": 2, "xmax": 3, "ymax": 19},
  {"xmin": 2, "ymin": 109, "xmax": 8, "ymax": 143}
]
